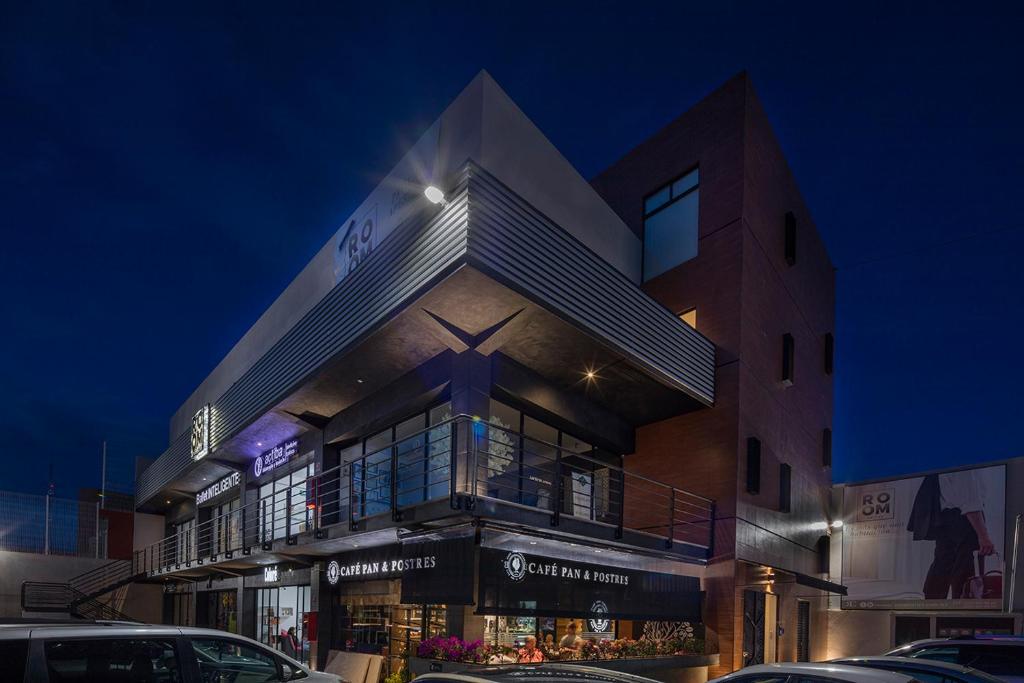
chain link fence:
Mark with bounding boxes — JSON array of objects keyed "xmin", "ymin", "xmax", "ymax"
[{"xmin": 0, "ymin": 490, "xmax": 110, "ymax": 557}]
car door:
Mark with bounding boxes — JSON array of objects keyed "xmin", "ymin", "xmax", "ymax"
[
  {"xmin": 35, "ymin": 635, "xmax": 185, "ymax": 683},
  {"xmin": 185, "ymin": 635, "xmax": 304, "ymax": 683}
]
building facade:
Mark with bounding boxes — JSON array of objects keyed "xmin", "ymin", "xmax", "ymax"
[
  {"xmin": 123, "ymin": 71, "xmax": 837, "ymax": 676},
  {"xmin": 827, "ymin": 457, "xmax": 1024, "ymax": 658}
]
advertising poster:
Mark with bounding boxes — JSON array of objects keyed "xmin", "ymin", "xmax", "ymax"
[{"xmin": 841, "ymin": 464, "xmax": 1005, "ymax": 610}]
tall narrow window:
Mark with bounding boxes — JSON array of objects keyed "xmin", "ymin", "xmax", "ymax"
[
  {"xmin": 782, "ymin": 333, "xmax": 795, "ymax": 386},
  {"xmin": 746, "ymin": 437, "xmax": 761, "ymax": 494},
  {"xmin": 824, "ymin": 332, "xmax": 834, "ymax": 375},
  {"xmin": 643, "ymin": 168, "xmax": 699, "ymax": 281},
  {"xmin": 779, "ymin": 463, "xmax": 792, "ymax": 513},
  {"xmin": 822, "ymin": 428, "xmax": 833, "ymax": 468},
  {"xmin": 784, "ymin": 211, "xmax": 797, "ymax": 266}
]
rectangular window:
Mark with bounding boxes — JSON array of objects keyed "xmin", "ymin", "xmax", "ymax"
[
  {"xmin": 784, "ymin": 211, "xmax": 797, "ymax": 265},
  {"xmin": 822, "ymin": 428, "xmax": 832, "ymax": 468},
  {"xmin": 782, "ymin": 333, "xmax": 795, "ymax": 386},
  {"xmin": 779, "ymin": 463, "xmax": 792, "ymax": 513},
  {"xmin": 45, "ymin": 639, "xmax": 183, "ymax": 683},
  {"xmin": 746, "ymin": 437, "xmax": 761, "ymax": 494},
  {"xmin": 824, "ymin": 332, "xmax": 834, "ymax": 375},
  {"xmin": 679, "ymin": 308, "xmax": 697, "ymax": 329},
  {"xmin": 643, "ymin": 168, "xmax": 699, "ymax": 281}
]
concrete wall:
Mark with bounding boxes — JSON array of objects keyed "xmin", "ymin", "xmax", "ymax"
[
  {"xmin": 0, "ymin": 550, "xmax": 110, "ymax": 617},
  {"xmin": 826, "ymin": 609, "xmax": 891, "ymax": 659}
]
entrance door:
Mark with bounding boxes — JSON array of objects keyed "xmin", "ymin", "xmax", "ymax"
[{"xmin": 742, "ymin": 590, "xmax": 778, "ymax": 666}]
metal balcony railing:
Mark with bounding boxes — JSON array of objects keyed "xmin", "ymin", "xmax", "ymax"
[{"xmin": 135, "ymin": 415, "xmax": 715, "ymax": 575}]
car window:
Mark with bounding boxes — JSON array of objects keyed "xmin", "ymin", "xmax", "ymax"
[
  {"xmin": 43, "ymin": 638, "xmax": 182, "ymax": 683},
  {"xmin": 957, "ymin": 645, "xmax": 1024, "ymax": 677},
  {"xmin": 190, "ymin": 637, "xmax": 287, "ymax": 683},
  {"xmin": 907, "ymin": 646, "xmax": 961, "ymax": 664},
  {"xmin": 0, "ymin": 639, "xmax": 29, "ymax": 683}
]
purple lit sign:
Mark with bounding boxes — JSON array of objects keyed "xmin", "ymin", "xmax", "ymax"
[{"xmin": 253, "ymin": 438, "xmax": 299, "ymax": 478}]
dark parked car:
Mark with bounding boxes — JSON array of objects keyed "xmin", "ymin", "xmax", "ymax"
[
  {"xmin": 833, "ymin": 655, "xmax": 1004, "ymax": 683},
  {"xmin": 886, "ymin": 636, "xmax": 1024, "ymax": 683}
]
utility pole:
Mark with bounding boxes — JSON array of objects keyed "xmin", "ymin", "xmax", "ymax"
[
  {"xmin": 44, "ymin": 464, "xmax": 54, "ymax": 555},
  {"xmin": 100, "ymin": 440, "xmax": 107, "ymax": 510}
]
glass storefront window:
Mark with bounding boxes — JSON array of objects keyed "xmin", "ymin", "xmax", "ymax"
[{"xmin": 256, "ymin": 585, "xmax": 311, "ymax": 664}]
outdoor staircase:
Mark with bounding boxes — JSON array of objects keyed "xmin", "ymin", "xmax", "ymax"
[{"xmin": 21, "ymin": 557, "xmax": 146, "ymax": 622}]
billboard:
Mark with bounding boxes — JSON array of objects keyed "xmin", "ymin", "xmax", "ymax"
[{"xmin": 841, "ymin": 464, "xmax": 1005, "ymax": 610}]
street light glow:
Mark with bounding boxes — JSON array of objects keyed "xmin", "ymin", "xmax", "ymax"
[{"xmin": 424, "ymin": 185, "xmax": 446, "ymax": 205}]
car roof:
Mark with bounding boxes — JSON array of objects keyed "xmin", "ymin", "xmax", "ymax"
[
  {"xmin": 416, "ymin": 664, "xmax": 661, "ymax": 683},
  {"xmin": 833, "ymin": 656, "xmax": 989, "ymax": 674},
  {"xmin": 893, "ymin": 637, "xmax": 1024, "ymax": 649},
  {"xmin": 718, "ymin": 662, "xmax": 915, "ymax": 683}
]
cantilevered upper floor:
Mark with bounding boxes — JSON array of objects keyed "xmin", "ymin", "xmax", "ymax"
[{"xmin": 135, "ymin": 72, "xmax": 716, "ymax": 521}]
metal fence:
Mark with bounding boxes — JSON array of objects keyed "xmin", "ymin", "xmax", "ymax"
[{"xmin": 0, "ymin": 490, "xmax": 108, "ymax": 558}]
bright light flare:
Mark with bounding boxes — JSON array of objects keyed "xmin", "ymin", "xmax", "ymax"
[{"xmin": 424, "ymin": 185, "xmax": 446, "ymax": 205}]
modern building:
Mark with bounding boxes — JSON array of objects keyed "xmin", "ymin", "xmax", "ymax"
[
  {"xmin": 95, "ymin": 71, "xmax": 838, "ymax": 676},
  {"xmin": 827, "ymin": 457, "xmax": 1024, "ymax": 657}
]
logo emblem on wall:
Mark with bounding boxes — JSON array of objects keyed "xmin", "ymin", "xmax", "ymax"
[
  {"xmin": 190, "ymin": 405, "xmax": 210, "ymax": 460},
  {"xmin": 326, "ymin": 560, "xmax": 341, "ymax": 586},
  {"xmin": 503, "ymin": 552, "xmax": 527, "ymax": 581},
  {"xmin": 253, "ymin": 455, "xmax": 264, "ymax": 478},
  {"xmin": 588, "ymin": 600, "xmax": 610, "ymax": 633}
]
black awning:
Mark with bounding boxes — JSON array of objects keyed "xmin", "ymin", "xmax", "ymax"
[
  {"xmin": 477, "ymin": 547, "xmax": 702, "ymax": 622},
  {"xmin": 794, "ymin": 572, "xmax": 847, "ymax": 595}
]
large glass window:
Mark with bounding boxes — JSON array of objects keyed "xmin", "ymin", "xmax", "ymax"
[
  {"xmin": 256, "ymin": 585, "xmax": 312, "ymax": 664},
  {"xmin": 345, "ymin": 402, "xmax": 454, "ymax": 520},
  {"xmin": 643, "ymin": 168, "xmax": 699, "ymax": 281},
  {"xmin": 259, "ymin": 464, "xmax": 315, "ymax": 542},
  {"xmin": 209, "ymin": 497, "xmax": 240, "ymax": 555},
  {"xmin": 484, "ymin": 401, "xmax": 617, "ymax": 521}
]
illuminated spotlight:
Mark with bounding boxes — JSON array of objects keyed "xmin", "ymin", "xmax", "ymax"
[
  {"xmin": 584, "ymin": 369, "xmax": 597, "ymax": 381},
  {"xmin": 831, "ymin": 520, "xmax": 844, "ymax": 529},
  {"xmin": 424, "ymin": 185, "xmax": 447, "ymax": 206}
]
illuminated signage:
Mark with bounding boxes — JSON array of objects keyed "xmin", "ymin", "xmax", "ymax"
[
  {"xmin": 253, "ymin": 438, "xmax": 299, "ymax": 478},
  {"xmin": 196, "ymin": 471, "xmax": 240, "ymax": 505},
  {"xmin": 326, "ymin": 560, "xmax": 341, "ymax": 586},
  {"xmin": 264, "ymin": 566, "xmax": 279, "ymax": 583},
  {"xmin": 190, "ymin": 405, "xmax": 210, "ymax": 460}
]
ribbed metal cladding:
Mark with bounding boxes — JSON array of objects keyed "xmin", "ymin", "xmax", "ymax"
[
  {"xmin": 138, "ymin": 161, "xmax": 716, "ymax": 505},
  {"xmin": 136, "ymin": 173, "xmax": 472, "ymax": 506},
  {"xmin": 465, "ymin": 163, "xmax": 715, "ymax": 404}
]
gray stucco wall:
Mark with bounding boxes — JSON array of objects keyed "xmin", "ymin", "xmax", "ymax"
[{"xmin": 0, "ymin": 551, "xmax": 110, "ymax": 617}]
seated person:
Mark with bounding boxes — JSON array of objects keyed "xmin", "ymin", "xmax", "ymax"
[{"xmin": 517, "ymin": 635, "xmax": 544, "ymax": 663}]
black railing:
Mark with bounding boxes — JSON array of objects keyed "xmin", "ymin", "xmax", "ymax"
[
  {"xmin": 21, "ymin": 581, "xmax": 137, "ymax": 622},
  {"xmin": 136, "ymin": 415, "xmax": 715, "ymax": 575}
]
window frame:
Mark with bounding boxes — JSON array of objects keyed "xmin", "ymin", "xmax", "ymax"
[
  {"xmin": 38, "ymin": 635, "xmax": 187, "ymax": 683},
  {"xmin": 641, "ymin": 166, "xmax": 700, "ymax": 281}
]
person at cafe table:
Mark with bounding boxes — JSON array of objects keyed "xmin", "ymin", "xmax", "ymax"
[{"xmin": 518, "ymin": 635, "xmax": 545, "ymax": 663}]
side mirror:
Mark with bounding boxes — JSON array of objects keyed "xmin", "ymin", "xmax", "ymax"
[{"xmin": 281, "ymin": 663, "xmax": 295, "ymax": 681}]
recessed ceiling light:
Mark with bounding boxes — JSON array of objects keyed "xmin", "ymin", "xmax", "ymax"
[
  {"xmin": 257, "ymin": 442, "xmax": 262, "ymax": 447},
  {"xmin": 529, "ymin": 541, "xmax": 537, "ymax": 545},
  {"xmin": 357, "ymin": 378, "xmax": 364, "ymax": 384},
  {"xmin": 165, "ymin": 500, "xmax": 171, "ymax": 504},
  {"xmin": 594, "ymin": 549, "xmax": 602, "ymax": 553}
]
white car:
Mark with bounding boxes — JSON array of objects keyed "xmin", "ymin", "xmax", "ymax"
[
  {"xmin": 0, "ymin": 620, "xmax": 341, "ymax": 683},
  {"xmin": 710, "ymin": 662, "xmax": 917, "ymax": 683}
]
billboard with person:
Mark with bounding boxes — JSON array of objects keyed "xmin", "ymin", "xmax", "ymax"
[{"xmin": 841, "ymin": 464, "xmax": 1005, "ymax": 610}]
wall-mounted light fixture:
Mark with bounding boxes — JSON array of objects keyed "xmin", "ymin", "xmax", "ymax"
[{"xmin": 424, "ymin": 185, "xmax": 447, "ymax": 207}]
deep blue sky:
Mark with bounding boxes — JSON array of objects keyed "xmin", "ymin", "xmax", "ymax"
[{"xmin": 2, "ymin": 2, "xmax": 1021, "ymax": 497}]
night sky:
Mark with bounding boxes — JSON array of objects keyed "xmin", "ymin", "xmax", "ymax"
[{"xmin": 2, "ymin": 2, "xmax": 1022, "ymax": 497}]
